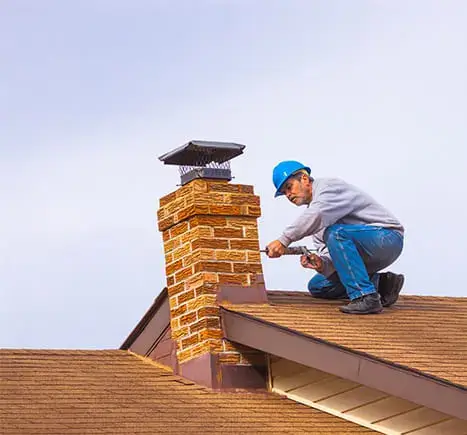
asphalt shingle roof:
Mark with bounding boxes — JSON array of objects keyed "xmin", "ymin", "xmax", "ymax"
[
  {"xmin": 1, "ymin": 349, "xmax": 375, "ymax": 434},
  {"xmin": 225, "ymin": 292, "xmax": 467, "ymax": 388}
]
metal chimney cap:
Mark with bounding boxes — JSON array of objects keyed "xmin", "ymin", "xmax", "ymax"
[{"xmin": 158, "ymin": 140, "xmax": 245, "ymax": 166}]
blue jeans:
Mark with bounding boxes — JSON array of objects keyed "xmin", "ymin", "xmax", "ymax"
[{"xmin": 308, "ymin": 224, "xmax": 403, "ymax": 301}]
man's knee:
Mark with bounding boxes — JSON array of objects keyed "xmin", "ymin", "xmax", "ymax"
[
  {"xmin": 307, "ymin": 274, "xmax": 329, "ymax": 294},
  {"xmin": 308, "ymin": 273, "xmax": 347, "ymax": 300}
]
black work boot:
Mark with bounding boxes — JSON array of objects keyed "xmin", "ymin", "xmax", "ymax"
[
  {"xmin": 339, "ymin": 293, "xmax": 383, "ymax": 314},
  {"xmin": 379, "ymin": 272, "xmax": 405, "ymax": 307}
]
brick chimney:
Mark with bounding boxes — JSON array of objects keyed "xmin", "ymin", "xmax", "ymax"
[{"xmin": 157, "ymin": 141, "xmax": 268, "ymax": 389}]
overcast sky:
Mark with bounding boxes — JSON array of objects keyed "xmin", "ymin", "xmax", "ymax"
[{"xmin": 1, "ymin": 1, "xmax": 466, "ymax": 349}]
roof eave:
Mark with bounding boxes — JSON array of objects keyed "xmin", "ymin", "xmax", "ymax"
[{"xmin": 220, "ymin": 307, "xmax": 467, "ymax": 420}]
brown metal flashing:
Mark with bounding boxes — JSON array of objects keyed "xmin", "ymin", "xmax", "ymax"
[
  {"xmin": 179, "ymin": 353, "xmax": 217, "ymax": 388},
  {"xmin": 147, "ymin": 326, "xmax": 179, "ymax": 373},
  {"xmin": 221, "ymin": 308, "xmax": 467, "ymax": 420},
  {"xmin": 120, "ymin": 288, "xmax": 169, "ymax": 353},
  {"xmin": 217, "ymin": 274, "xmax": 268, "ymax": 304},
  {"xmin": 179, "ymin": 352, "xmax": 267, "ymax": 390}
]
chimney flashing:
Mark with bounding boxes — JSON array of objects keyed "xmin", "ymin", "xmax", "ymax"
[{"xmin": 217, "ymin": 274, "xmax": 268, "ymax": 305}]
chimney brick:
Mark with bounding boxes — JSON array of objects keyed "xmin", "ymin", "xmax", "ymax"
[{"xmin": 158, "ymin": 178, "xmax": 267, "ymax": 389}]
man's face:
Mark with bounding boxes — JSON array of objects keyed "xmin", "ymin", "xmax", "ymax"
[{"xmin": 281, "ymin": 174, "xmax": 312, "ymax": 206}]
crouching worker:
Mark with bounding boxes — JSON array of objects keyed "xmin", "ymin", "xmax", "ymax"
[{"xmin": 266, "ymin": 160, "xmax": 405, "ymax": 314}]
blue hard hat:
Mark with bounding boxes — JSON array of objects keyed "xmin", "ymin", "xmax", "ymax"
[{"xmin": 272, "ymin": 160, "xmax": 311, "ymax": 197}]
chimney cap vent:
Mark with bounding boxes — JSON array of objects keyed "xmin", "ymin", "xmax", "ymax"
[
  {"xmin": 159, "ymin": 140, "xmax": 245, "ymax": 166},
  {"xmin": 158, "ymin": 140, "xmax": 246, "ymax": 185}
]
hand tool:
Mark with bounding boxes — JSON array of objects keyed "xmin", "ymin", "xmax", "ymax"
[
  {"xmin": 260, "ymin": 245, "xmax": 321, "ymax": 268},
  {"xmin": 260, "ymin": 245, "xmax": 316, "ymax": 256}
]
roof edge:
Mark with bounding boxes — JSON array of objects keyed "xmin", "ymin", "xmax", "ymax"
[
  {"xmin": 221, "ymin": 307, "xmax": 467, "ymax": 420},
  {"xmin": 120, "ymin": 288, "xmax": 168, "ymax": 350}
]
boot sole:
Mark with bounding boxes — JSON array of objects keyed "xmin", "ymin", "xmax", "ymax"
[
  {"xmin": 382, "ymin": 274, "xmax": 405, "ymax": 307},
  {"xmin": 339, "ymin": 306, "xmax": 383, "ymax": 314}
]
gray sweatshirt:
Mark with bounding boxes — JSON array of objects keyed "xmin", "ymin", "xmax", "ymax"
[{"xmin": 278, "ymin": 177, "xmax": 404, "ymax": 277}]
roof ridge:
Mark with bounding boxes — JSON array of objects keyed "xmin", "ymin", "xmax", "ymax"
[
  {"xmin": 266, "ymin": 290, "xmax": 466, "ymax": 300},
  {"xmin": 0, "ymin": 349, "xmax": 122, "ymax": 354}
]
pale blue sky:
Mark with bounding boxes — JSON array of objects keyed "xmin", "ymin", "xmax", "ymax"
[{"xmin": 1, "ymin": 1, "xmax": 466, "ymax": 349}]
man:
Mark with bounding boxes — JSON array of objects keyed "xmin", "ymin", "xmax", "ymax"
[{"xmin": 266, "ymin": 160, "xmax": 405, "ymax": 314}]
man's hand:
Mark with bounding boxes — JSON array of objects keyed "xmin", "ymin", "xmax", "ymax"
[
  {"xmin": 300, "ymin": 253, "xmax": 324, "ymax": 273},
  {"xmin": 266, "ymin": 240, "xmax": 286, "ymax": 258}
]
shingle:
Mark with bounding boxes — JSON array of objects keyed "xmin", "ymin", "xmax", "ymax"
[
  {"xmin": 0, "ymin": 349, "xmax": 373, "ymax": 434},
  {"xmin": 226, "ymin": 292, "xmax": 467, "ymax": 387}
]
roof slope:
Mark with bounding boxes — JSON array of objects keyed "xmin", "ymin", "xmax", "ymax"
[
  {"xmin": 225, "ymin": 292, "xmax": 467, "ymax": 388},
  {"xmin": 0, "ymin": 349, "xmax": 374, "ymax": 434}
]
